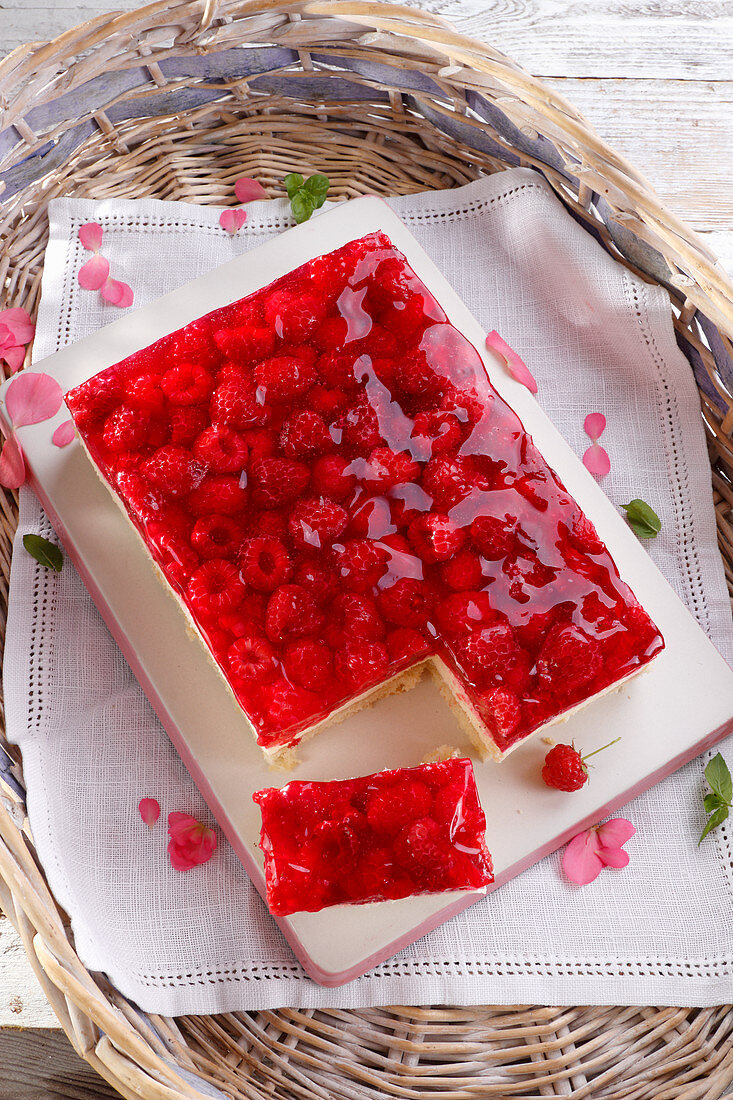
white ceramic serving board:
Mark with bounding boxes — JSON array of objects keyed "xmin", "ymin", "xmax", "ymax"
[{"xmin": 3, "ymin": 197, "xmax": 733, "ymax": 986}]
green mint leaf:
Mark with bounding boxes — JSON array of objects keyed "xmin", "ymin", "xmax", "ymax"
[
  {"xmin": 23, "ymin": 533, "xmax": 63, "ymax": 572},
  {"xmin": 284, "ymin": 173, "xmax": 304, "ymax": 200},
  {"xmin": 303, "ymin": 173, "xmax": 329, "ymax": 209},
  {"xmin": 621, "ymin": 498, "xmax": 662, "ymax": 539},
  {"xmin": 704, "ymin": 792, "xmax": 723, "ymax": 813},
  {"xmin": 290, "ymin": 190, "xmax": 314, "ymax": 224},
  {"xmin": 699, "ymin": 804, "xmax": 729, "ymax": 845},
  {"xmin": 705, "ymin": 752, "xmax": 733, "ymax": 804}
]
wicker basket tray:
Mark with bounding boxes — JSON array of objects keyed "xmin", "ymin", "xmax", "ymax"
[{"xmin": 2, "ymin": 3, "xmax": 733, "ymax": 1097}]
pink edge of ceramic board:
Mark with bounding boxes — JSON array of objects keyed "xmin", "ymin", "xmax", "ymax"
[{"xmin": 4, "ymin": 195, "xmax": 733, "ymax": 986}]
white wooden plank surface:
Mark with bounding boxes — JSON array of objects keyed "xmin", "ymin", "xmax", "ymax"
[{"xmin": 0, "ymin": 0, "xmax": 731, "ymax": 1027}]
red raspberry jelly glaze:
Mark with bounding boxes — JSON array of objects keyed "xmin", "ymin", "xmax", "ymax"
[
  {"xmin": 253, "ymin": 758, "xmax": 493, "ymax": 915},
  {"xmin": 65, "ymin": 231, "xmax": 664, "ymax": 758}
]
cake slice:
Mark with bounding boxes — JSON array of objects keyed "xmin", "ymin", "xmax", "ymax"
[
  {"xmin": 253, "ymin": 759, "xmax": 493, "ymax": 915},
  {"xmin": 65, "ymin": 230, "xmax": 664, "ymax": 762}
]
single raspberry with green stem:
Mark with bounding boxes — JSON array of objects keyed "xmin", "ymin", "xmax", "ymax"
[{"xmin": 542, "ymin": 737, "xmax": 621, "ymax": 792}]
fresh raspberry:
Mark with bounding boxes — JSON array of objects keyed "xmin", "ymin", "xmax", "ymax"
[
  {"xmin": 293, "ymin": 559, "xmax": 339, "ymax": 603},
  {"xmin": 477, "ymin": 688, "xmax": 522, "ymax": 751},
  {"xmin": 282, "ymin": 639, "xmax": 334, "ymax": 692},
  {"xmin": 313, "ymin": 316, "xmax": 350, "ymax": 352},
  {"xmin": 311, "ymin": 454, "xmax": 357, "ymax": 502},
  {"xmin": 228, "ymin": 635, "xmax": 278, "ymax": 683},
  {"xmin": 68, "ymin": 372, "xmax": 124, "ymax": 426},
  {"xmin": 337, "ymin": 396, "xmax": 381, "ymax": 452},
  {"xmin": 252, "ymin": 510, "xmax": 289, "ymax": 540},
  {"xmin": 334, "ymin": 538, "xmax": 389, "ymax": 592},
  {"xmin": 347, "ymin": 495, "xmax": 394, "ymax": 540},
  {"xmin": 335, "ymin": 640, "xmax": 390, "ymax": 690},
  {"xmin": 422, "ymin": 456, "xmax": 478, "ymax": 509},
  {"xmin": 569, "ymin": 513, "xmax": 604, "ymax": 555},
  {"xmin": 541, "ymin": 744, "xmax": 588, "ymax": 792},
  {"xmin": 188, "ymin": 474, "xmax": 248, "ymax": 515},
  {"xmin": 210, "ymin": 378, "xmax": 269, "ymax": 429},
  {"xmin": 363, "ymin": 324, "xmax": 399, "ymax": 358},
  {"xmin": 152, "ymin": 531, "xmax": 200, "ymax": 589},
  {"xmin": 316, "ymin": 351, "xmax": 361, "ymax": 390},
  {"xmin": 327, "ymin": 592, "xmax": 385, "ymax": 644},
  {"xmin": 263, "ymin": 679, "xmax": 319, "ymax": 731},
  {"xmin": 193, "ymin": 425, "xmax": 248, "ymax": 472},
  {"xmin": 366, "ymin": 780, "xmax": 432, "ymax": 834},
  {"xmin": 407, "ymin": 514, "xmax": 466, "ymax": 563},
  {"xmin": 395, "ymin": 350, "xmax": 445, "ymax": 397},
  {"xmin": 386, "ymin": 627, "xmax": 430, "ymax": 663},
  {"xmin": 240, "ymin": 428, "xmax": 275, "ymax": 463},
  {"xmin": 140, "ymin": 445, "xmax": 203, "ymax": 496},
  {"xmin": 362, "ymin": 447, "xmax": 420, "ymax": 492},
  {"xmin": 435, "ymin": 590, "xmax": 494, "ymax": 634},
  {"xmin": 377, "ymin": 292, "xmax": 430, "ymax": 340},
  {"xmin": 223, "ymin": 592, "xmax": 267, "ymax": 634},
  {"xmin": 187, "ymin": 559, "xmax": 245, "ymax": 618},
  {"xmin": 451, "ymin": 623, "xmax": 522, "ymax": 688},
  {"xmin": 169, "ymin": 406, "xmax": 208, "ymax": 445},
  {"xmin": 265, "ymin": 584, "xmax": 324, "ymax": 642},
  {"xmin": 537, "ymin": 623, "xmax": 602, "ymax": 693},
  {"xmin": 439, "ymin": 550, "xmax": 484, "ymax": 591},
  {"xmin": 288, "ymin": 497, "xmax": 348, "ymax": 550},
  {"xmin": 308, "ymin": 384, "xmax": 348, "ymax": 418},
  {"xmin": 161, "ymin": 363, "xmax": 214, "ymax": 405},
  {"xmin": 103, "ymin": 406, "xmax": 164, "ymax": 453},
  {"xmin": 254, "ymin": 352, "xmax": 317, "ymax": 401},
  {"xmin": 190, "ymin": 514, "xmax": 243, "ymax": 559},
  {"xmin": 213, "ymin": 324, "xmax": 276, "ymax": 364},
  {"xmin": 410, "ymin": 409, "xmax": 464, "ymax": 460},
  {"xmin": 394, "ymin": 817, "xmax": 447, "ymax": 875},
  {"xmin": 127, "ymin": 373, "xmax": 165, "ymax": 412},
  {"xmin": 168, "ymin": 320, "xmax": 216, "ymax": 367},
  {"xmin": 239, "ymin": 537, "xmax": 292, "ymax": 592},
  {"xmin": 378, "ymin": 578, "xmax": 433, "ymax": 629},
  {"xmin": 264, "ymin": 289, "xmax": 326, "ymax": 342},
  {"xmin": 116, "ymin": 471, "xmax": 168, "ymax": 521},
  {"xmin": 279, "ymin": 411, "xmax": 332, "ymax": 458},
  {"xmin": 250, "ymin": 457, "xmax": 310, "ymax": 508},
  {"xmin": 471, "ymin": 514, "xmax": 517, "ymax": 559},
  {"xmin": 440, "ymin": 386, "xmax": 487, "ymax": 427}
]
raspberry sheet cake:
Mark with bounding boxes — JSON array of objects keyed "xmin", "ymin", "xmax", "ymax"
[
  {"xmin": 65, "ymin": 230, "xmax": 664, "ymax": 762},
  {"xmin": 253, "ymin": 759, "xmax": 493, "ymax": 915}
]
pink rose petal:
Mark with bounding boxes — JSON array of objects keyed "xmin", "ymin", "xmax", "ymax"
[
  {"xmin": 562, "ymin": 829, "xmax": 603, "ymax": 885},
  {"xmin": 52, "ymin": 420, "xmax": 75, "ymax": 448},
  {"xmin": 101, "ymin": 279, "xmax": 134, "ymax": 308},
  {"xmin": 6, "ymin": 371, "xmax": 63, "ymax": 428},
  {"xmin": 78, "ymin": 253, "xmax": 110, "ymax": 291},
  {"xmin": 78, "ymin": 222, "xmax": 103, "ymax": 252},
  {"xmin": 0, "ymin": 324, "xmax": 12, "ymax": 350},
  {"xmin": 138, "ymin": 797, "xmax": 161, "ymax": 828},
  {"xmin": 485, "ymin": 330, "xmax": 538, "ymax": 394},
  {"xmin": 582, "ymin": 442, "xmax": 611, "ymax": 478},
  {"xmin": 0, "ymin": 308, "xmax": 35, "ymax": 346},
  {"xmin": 219, "ymin": 208, "xmax": 248, "ymax": 235},
  {"xmin": 234, "ymin": 177, "xmax": 267, "ymax": 203},
  {"xmin": 167, "ymin": 812, "xmax": 217, "ymax": 871},
  {"xmin": 597, "ymin": 846, "xmax": 630, "ymax": 869},
  {"xmin": 584, "ymin": 412, "xmax": 606, "ymax": 441},
  {"xmin": 1, "ymin": 345, "xmax": 26, "ymax": 373},
  {"xmin": 597, "ymin": 817, "xmax": 636, "ymax": 849},
  {"xmin": 0, "ymin": 432, "xmax": 25, "ymax": 489}
]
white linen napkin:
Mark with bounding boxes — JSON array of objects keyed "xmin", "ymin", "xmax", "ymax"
[{"xmin": 5, "ymin": 167, "xmax": 733, "ymax": 1014}]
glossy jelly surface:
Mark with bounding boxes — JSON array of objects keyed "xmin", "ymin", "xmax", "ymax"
[
  {"xmin": 66, "ymin": 231, "xmax": 664, "ymax": 754},
  {"xmin": 253, "ymin": 758, "xmax": 493, "ymax": 915}
]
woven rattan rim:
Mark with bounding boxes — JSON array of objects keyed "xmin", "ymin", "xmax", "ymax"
[{"xmin": 2, "ymin": 2, "xmax": 733, "ymax": 1097}]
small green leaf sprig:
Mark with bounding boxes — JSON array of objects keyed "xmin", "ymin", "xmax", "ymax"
[
  {"xmin": 699, "ymin": 752, "xmax": 732, "ymax": 844},
  {"xmin": 23, "ymin": 533, "xmax": 63, "ymax": 572},
  {"xmin": 284, "ymin": 173, "xmax": 329, "ymax": 224},
  {"xmin": 621, "ymin": 498, "xmax": 661, "ymax": 540}
]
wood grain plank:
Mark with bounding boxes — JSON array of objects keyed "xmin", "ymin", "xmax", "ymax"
[
  {"xmin": 0, "ymin": 1029, "xmax": 119, "ymax": 1100},
  {"xmin": 0, "ymin": 0, "xmax": 732, "ymax": 78},
  {"xmin": 0, "ymin": 915, "xmax": 59, "ymax": 1028}
]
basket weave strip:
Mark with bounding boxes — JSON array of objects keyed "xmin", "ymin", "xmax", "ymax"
[{"xmin": 1, "ymin": 2, "xmax": 733, "ymax": 1098}]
